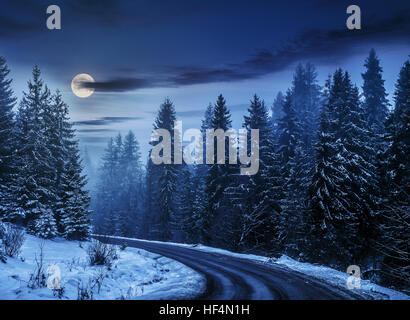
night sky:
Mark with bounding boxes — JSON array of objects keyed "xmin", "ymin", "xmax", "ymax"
[{"xmin": 1, "ymin": 0, "xmax": 409, "ymax": 165}]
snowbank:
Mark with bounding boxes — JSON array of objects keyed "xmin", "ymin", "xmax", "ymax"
[
  {"xmin": 274, "ymin": 255, "xmax": 408, "ymax": 300},
  {"xmin": 0, "ymin": 234, "xmax": 205, "ymax": 300}
]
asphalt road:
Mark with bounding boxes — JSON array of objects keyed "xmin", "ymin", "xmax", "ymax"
[{"xmin": 94, "ymin": 236, "xmax": 367, "ymax": 300}]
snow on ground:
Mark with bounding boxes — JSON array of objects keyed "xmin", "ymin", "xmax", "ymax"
[
  {"xmin": 274, "ymin": 255, "xmax": 408, "ymax": 300},
  {"xmin": 104, "ymin": 235, "xmax": 409, "ymax": 300},
  {"xmin": 0, "ymin": 234, "xmax": 205, "ymax": 300}
]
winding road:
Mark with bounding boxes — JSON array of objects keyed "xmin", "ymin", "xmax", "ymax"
[{"xmin": 93, "ymin": 236, "xmax": 367, "ymax": 300}]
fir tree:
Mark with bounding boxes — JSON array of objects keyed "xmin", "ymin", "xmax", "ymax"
[
  {"xmin": 14, "ymin": 66, "xmax": 57, "ymax": 234},
  {"xmin": 0, "ymin": 57, "xmax": 17, "ymax": 220},
  {"xmin": 174, "ymin": 165, "xmax": 194, "ymax": 242},
  {"xmin": 384, "ymin": 60, "xmax": 410, "ymax": 200},
  {"xmin": 271, "ymin": 91, "xmax": 284, "ymax": 130},
  {"xmin": 308, "ymin": 69, "xmax": 376, "ymax": 265},
  {"xmin": 183, "ymin": 105, "xmax": 214, "ymax": 244},
  {"xmin": 146, "ymin": 99, "xmax": 179, "ymax": 241},
  {"xmin": 362, "ymin": 49, "xmax": 390, "ymax": 207},
  {"xmin": 205, "ymin": 94, "xmax": 239, "ymax": 248},
  {"xmin": 362, "ymin": 49, "xmax": 389, "ymax": 136},
  {"xmin": 93, "ymin": 138, "xmax": 120, "ymax": 235},
  {"xmin": 34, "ymin": 208, "xmax": 58, "ymax": 239},
  {"xmin": 118, "ymin": 130, "xmax": 144, "ymax": 237},
  {"xmin": 291, "ymin": 63, "xmax": 322, "ymax": 168},
  {"xmin": 277, "ymin": 89, "xmax": 300, "ymax": 177},
  {"xmin": 377, "ymin": 60, "xmax": 410, "ymax": 291},
  {"xmin": 239, "ymin": 95, "xmax": 283, "ymax": 252}
]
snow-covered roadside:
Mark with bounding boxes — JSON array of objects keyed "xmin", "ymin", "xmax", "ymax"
[
  {"xmin": 0, "ymin": 234, "xmax": 205, "ymax": 300},
  {"xmin": 274, "ymin": 255, "xmax": 408, "ymax": 300},
  {"xmin": 103, "ymin": 235, "xmax": 409, "ymax": 300}
]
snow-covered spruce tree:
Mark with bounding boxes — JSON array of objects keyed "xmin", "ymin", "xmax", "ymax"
[
  {"xmin": 183, "ymin": 104, "xmax": 214, "ymax": 244},
  {"xmin": 205, "ymin": 95, "xmax": 240, "ymax": 248},
  {"xmin": 288, "ymin": 63, "xmax": 322, "ymax": 175},
  {"xmin": 362, "ymin": 49, "xmax": 389, "ymax": 137},
  {"xmin": 33, "ymin": 208, "xmax": 57, "ymax": 239},
  {"xmin": 276, "ymin": 81, "xmax": 310, "ymax": 256},
  {"xmin": 82, "ymin": 147, "xmax": 95, "ymax": 190},
  {"xmin": 59, "ymin": 151, "xmax": 91, "ymax": 241},
  {"xmin": 117, "ymin": 130, "xmax": 144, "ymax": 237},
  {"xmin": 277, "ymin": 89, "xmax": 301, "ymax": 176},
  {"xmin": 147, "ymin": 99, "xmax": 179, "ymax": 241},
  {"xmin": 238, "ymin": 95, "xmax": 283, "ymax": 253},
  {"xmin": 173, "ymin": 165, "xmax": 195, "ymax": 242},
  {"xmin": 141, "ymin": 156, "xmax": 159, "ymax": 239},
  {"xmin": 93, "ymin": 137, "xmax": 121, "ymax": 235},
  {"xmin": 35, "ymin": 90, "xmax": 90, "ymax": 240},
  {"xmin": 14, "ymin": 66, "xmax": 57, "ymax": 236},
  {"xmin": 271, "ymin": 91, "xmax": 284, "ymax": 132},
  {"xmin": 198, "ymin": 103, "xmax": 214, "ymax": 177},
  {"xmin": 276, "ymin": 86, "xmax": 313, "ymax": 257},
  {"xmin": 54, "ymin": 93, "xmax": 90, "ymax": 240},
  {"xmin": 0, "ymin": 57, "xmax": 17, "ymax": 221},
  {"xmin": 282, "ymin": 139, "xmax": 313, "ymax": 257},
  {"xmin": 361, "ymin": 49, "xmax": 390, "ymax": 207},
  {"xmin": 45, "ymin": 91, "xmax": 66, "ymax": 232},
  {"xmin": 384, "ymin": 60, "xmax": 410, "ymax": 201},
  {"xmin": 377, "ymin": 60, "xmax": 410, "ymax": 292},
  {"xmin": 183, "ymin": 175, "xmax": 207, "ymax": 244},
  {"xmin": 308, "ymin": 69, "xmax": 377, "ymax": 266}
]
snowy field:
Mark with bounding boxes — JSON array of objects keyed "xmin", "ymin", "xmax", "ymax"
[
  {"xmin": 105, "ymin": 235, "xmax": 409, "ymax": 300},
  {"xmin": 0, "ymin": 234, "xmax": 205, "ymax": 300}
]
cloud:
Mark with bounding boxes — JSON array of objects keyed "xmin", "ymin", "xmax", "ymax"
[
  {"xmin": 85, "ymin": 9, "xmax": 410, "ymax": 92},
  {"xmin": 76, "ymin": 128, "xmax": 117, "ymax": 133},
  {"xmin": 79, "ymin": 78, "xmax": 157, "ymax": 92},
  {"xmin": 74, "ymin": 116, "xmax": 143, "ymax": 126},
  {"xmin": 176, "ymin": 110, "xmax": 205, "ymax": 118},
  {"xmin": 166, "ymin": 10, "xmax": 410, "ymax": 85},
  {"xmin": 0, "ymin": 15, "xmax": 38, "ymax": 38},
  {"xmin": 78, "ymin": 136, "xmax": 111, "ymax": 144}
]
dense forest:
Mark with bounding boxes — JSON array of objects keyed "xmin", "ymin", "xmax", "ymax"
[{"xmin": 0, "ymin": 50, "xmax": 408, "ymax": 293}]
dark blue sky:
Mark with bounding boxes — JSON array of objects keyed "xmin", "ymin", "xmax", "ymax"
[{"xmin": 1, "ymin": 0, "xmax": 409, "ymax": 165}]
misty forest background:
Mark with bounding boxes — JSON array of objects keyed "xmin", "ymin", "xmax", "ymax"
[{"xmin": 0, "ymin": 50, "xmax": 408, "ymax": 293}]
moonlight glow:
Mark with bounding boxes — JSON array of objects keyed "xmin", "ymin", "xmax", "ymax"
[{"xmin": 71, "ymin": 73, "xmax": 95, "ymax": 98}]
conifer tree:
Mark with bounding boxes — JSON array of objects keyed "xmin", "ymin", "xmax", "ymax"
[
  {"xmin": 48, "ymin": 91, "xmax": 90, "ymax": 239},
  {"xmin": 34, "ymin": 208, "xmax": 58, "ymax": 239},
  {"xmin": 205, "ymin": 95, "xmax": 239, "ymax": 248},
  {"xmin": 118, "ymin": 130, "xmax": 144, "ymax": 237},
  {"xmin": 362, "ymin": 49, "xmax": 389, "ymax": 136},
  {"xmin": 277, "ymin": 90, "xmax": 301, "ymax": 178},
  {"xmin": 377, "ymin": 60, "xmax": 410, "ymax": 291},
  {"xmin": 362, "ymin": 49, "xmax": 390, "ymax": 206},
  {"xmin": 14, "ymin": 66, "xmax": 57, "ymax": 234},
  {"xmin": 93, "ymin": 138, "xmax": 119, "ymax": 235},
  {"xmin": 146, "ymin": 99, "xmax": 179, "ymax": 241},
  {"xmin": 271, "ymin": 91, "xmax": 284, "ymax": 130},
  {"xmin": 239, "ymin": 95, "xmax": 282, "ymax": 251},
  {"xmin": 308, "ymin": 69, "xmax": 376, "ymax": 264},
  {"xmin": 0, "ymin": 57, "xmax": 17, "ymax": 220},
  {"xmin": 184, "ymin": 105, "xmax": 214, "ymax": 243}
]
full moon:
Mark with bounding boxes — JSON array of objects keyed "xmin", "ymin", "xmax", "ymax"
[{"xmin": 71, "ymin": 73, "xmax": 95, "ymax": 98}]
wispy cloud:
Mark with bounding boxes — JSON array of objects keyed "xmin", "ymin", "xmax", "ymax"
[
  {"xmin": 74, "ymin": 116, "xmax": 143, "ymax": 126},
  {"xmin": 76, "ymin": 10, "xmax": 410, "ymax": 92},
  {"xmin": 76, "ymin": 128, "xmax": 117, "ymax": 133}
]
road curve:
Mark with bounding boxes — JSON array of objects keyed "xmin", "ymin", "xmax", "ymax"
[{"xmin": 94, "ymin": 236, "xmax": 367, "ymax": 300}]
